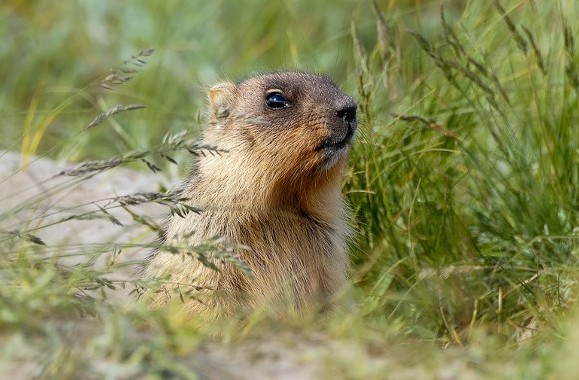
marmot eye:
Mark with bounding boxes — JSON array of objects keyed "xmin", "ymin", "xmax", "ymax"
[{"xmin": 265, "ymin": 92, "xmax": 290, "ymax": 109}]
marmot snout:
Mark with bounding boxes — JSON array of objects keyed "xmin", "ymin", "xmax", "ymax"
[{"xmin": 143, "ymin": 71, "xmax": 357, "ymax": 318}]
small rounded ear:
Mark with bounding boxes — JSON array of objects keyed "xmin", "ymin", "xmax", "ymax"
[{"xmin": 208, "ymin": 82, "xmax": 237, "ymax": 120}]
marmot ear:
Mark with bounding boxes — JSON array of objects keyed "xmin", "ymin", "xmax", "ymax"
[{"xmin": 208, "ymin": 82, "xmax": 237, "ymax": 121}]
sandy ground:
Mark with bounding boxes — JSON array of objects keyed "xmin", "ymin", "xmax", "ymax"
[
  {"xmin": 0, "ymin": 151, "xmax": 497, "ymax": 380},
  {"xmin": 0, "ymin": 151, "xmax": 169, "ymax": 291}
]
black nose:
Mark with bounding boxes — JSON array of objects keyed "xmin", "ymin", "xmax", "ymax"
[{"xmin": 336, "ymin": 105, "xmax": 357, "ymax": 123}]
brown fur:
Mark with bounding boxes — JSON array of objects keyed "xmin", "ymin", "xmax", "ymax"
[{"xmin": 143, "ymin": 71, "xmax": 357, "ymax": 318}]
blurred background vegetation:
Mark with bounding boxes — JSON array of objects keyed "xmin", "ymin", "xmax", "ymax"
[
  {"xmin": 1, "ymin": 0, "xmax": 462, "ymax": 161},
  {"xmin": 1, "ymin": 0, "xmax": 579, "ymax": 378}
]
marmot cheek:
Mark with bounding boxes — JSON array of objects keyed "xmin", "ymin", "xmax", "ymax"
[{"xmin": 240, "ymin": 128, "xmax": 256, "ymax": 149}]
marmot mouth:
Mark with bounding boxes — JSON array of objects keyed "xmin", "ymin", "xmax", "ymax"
[{"xmin": 316, "ymin": 123, "xmax": 356, "ymax": 152}]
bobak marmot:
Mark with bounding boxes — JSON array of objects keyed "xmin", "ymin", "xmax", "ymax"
[{"xmin": 143, "ymin": 71, "xmax": 357, "ymax": 319}]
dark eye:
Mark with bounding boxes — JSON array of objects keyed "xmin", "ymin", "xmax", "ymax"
[{"xmin": 265, "ymin": 92, "xmax": 290, "ymax": 109}]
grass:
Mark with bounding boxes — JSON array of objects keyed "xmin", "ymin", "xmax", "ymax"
[
  {"xmin": 1, "ymin": 0, "xmax": 578, "ymax": 378},
  {"xmin": 349, "ymin": 0, "xmax": 579, "ymax": 344}
]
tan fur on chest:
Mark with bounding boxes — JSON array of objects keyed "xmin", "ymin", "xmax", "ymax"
[{"xmin": 146, "ymin": 206, "xmax": 349, "ymax": 316}]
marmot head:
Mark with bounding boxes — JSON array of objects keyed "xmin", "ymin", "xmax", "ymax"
[{"xmin": 201, "ymin": 72, "xmax": 356, "ymax": 209}]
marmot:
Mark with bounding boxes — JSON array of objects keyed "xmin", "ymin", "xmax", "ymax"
[{"xmin": 143, "ymin": 71, "xmax": 357, "ymax": 319}]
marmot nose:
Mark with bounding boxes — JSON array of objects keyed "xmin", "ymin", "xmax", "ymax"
[{"xmin": 336, "ymin": 104, "xmax": 357, "ymax": 123}]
